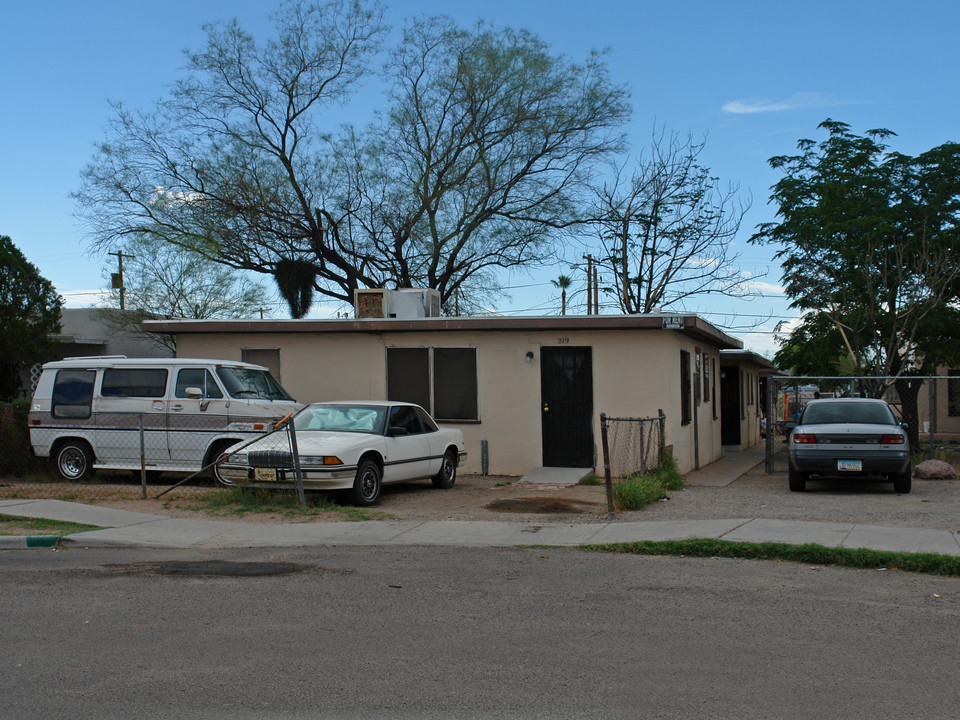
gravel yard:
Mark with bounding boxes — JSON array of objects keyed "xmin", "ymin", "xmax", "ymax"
[{"xmin": 6, "ymin": 462, "xmax": 959, "ymax": 531}]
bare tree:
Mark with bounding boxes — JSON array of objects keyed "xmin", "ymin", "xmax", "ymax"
[
  {"xmin": 99, "ymin": 234, "xmax": 270, "ymax": 351},
  {"xmin": 591, "ymin": 129, "xmax": 753, "ymax": 314},
  {"xmin": 74, "ymin": 2, "xmax": 629, "ymax": 317}
]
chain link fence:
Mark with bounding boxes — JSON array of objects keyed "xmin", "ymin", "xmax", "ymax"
[
  {"xmin": 600, "ymin": 411, "xmax": 667, "ymax": 479},
  {"xmin": 765, "ymin": 375, "xmax": 960, "ymax": 473},
  {"xmin": 0, "ymin": 403, "xmax": 292, "ymax": 501}
]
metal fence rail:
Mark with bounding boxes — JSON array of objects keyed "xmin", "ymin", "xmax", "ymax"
[
  {"xmin": 765, "ymin": 375, "xmax": 960, "ymax": 473},
  {"xmin": 0, "ymin": 405, "xmax": 293, "ymax": 501},
  {"xmin": 601, "ymin": 410, "xmax": 667, "ymax": 478}
]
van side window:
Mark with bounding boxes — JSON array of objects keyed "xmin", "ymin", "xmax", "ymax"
[
  {"xmin": 52, "ymin": 370, "xmax": 96, "ymax": 418},
  {"xmin": 101, "ymin": 369, "xmax": 168, "ymax": 398},
  {"xmin": 175, "ymin": 369, "xmax": 224, "ymax": 399}
]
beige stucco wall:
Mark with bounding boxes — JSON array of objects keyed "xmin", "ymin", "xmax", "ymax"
[{"xmin": 175, "ymin": 327, "xmax": 727, "ymax": 475}]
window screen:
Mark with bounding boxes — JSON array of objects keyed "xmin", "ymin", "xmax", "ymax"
[
  {"xmin": 101, "ymin": 369, "xmax": 168, "ymax": 398},
  {"xmin": 680, "ymin": 351, "xmax": 691, "ymax": 425},
  {"xmin": 433, "ymin": 348, "xmax": 478, "ymax": 421},
  {"xmin": 386, "ymin": 348, "xmax": 430, "ymax": 409}
]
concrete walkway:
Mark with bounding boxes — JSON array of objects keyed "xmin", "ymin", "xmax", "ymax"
[{"xmin": 2, "ymin": 448, "xmax": 959, "ymax": 555}]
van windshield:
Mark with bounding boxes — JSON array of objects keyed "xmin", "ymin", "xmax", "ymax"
[{"xmin": 215, "ymin": 367, "xmax": 294, "ymax": 401}]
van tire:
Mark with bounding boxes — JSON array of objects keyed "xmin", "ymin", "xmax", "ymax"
[
  {"xmin": 56, "ymin": 441, "xmax": 94, "ymax": 481},
  {"xmin": 207, "ymin": 441, "xmax": 239, "ymax": 486}
]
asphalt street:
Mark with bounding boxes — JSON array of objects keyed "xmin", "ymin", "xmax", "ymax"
[{"xmin": 3, "ymin": 545, "xmax": 959, "ymax": 719}]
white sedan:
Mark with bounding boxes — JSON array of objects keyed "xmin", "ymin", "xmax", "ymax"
[{"xmin": 216, "ymin": 401, "xmax": 466, "ymax": 505}]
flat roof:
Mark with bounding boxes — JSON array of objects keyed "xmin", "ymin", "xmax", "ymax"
[{"xmin": 143, "ymin": 314, "xmax": 743, "ymax": 350}]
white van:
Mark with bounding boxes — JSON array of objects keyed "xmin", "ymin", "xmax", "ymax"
[{"xmin": 28, "ymin": 357, "xmax": 303, "ymax": 481}]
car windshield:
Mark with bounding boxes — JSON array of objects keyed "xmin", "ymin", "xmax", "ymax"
[
  {"xmin": 293, "ymin": 405, "xmax": 387, "ymax": 434},
  {"xmin": 800, "ymin": 402, "xmax": 895, "ymax": 426},
  {"xmin": 215, "ymin": 367, "xmax": 294, "ymax": 401}
]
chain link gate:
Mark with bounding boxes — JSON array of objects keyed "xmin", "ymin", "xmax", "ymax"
[{"xmin": 764, "ymin": 375, "xmax": 957, "ymax": 473}]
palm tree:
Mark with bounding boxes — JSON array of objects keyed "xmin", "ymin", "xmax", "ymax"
[{"xmin": 552, "ymin": 275, "xmax": 573, "ymax": 315}]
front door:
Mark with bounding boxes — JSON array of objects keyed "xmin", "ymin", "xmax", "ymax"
[
  {"xmin": 720, "ymin": 364, "xmax": 741, "ymax": 446},
  {"xmin": 540, "ymin": 347, "xmax": 594, "ymax": 467}
]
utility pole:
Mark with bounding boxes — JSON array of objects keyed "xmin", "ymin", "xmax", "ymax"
[
  {"xmin": 582, "ymin": 254, "xmax": 593, "ymax": 315},
  {"xmin": 108, "ymin": 250, "xmax": 134, "ymax": 311},
  {"xmin": 593, "ymin": 266, "xmax": 599, "ymax": 315}
]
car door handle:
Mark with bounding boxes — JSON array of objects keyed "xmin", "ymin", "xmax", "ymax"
[{"xmin": 171, "ymin": 404, "xmax": 183, "ymax": 411}]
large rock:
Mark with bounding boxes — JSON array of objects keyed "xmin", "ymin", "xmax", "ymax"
[{"xmin": 914, "ymin": 459, "xmax": 958, "ymax": 480}]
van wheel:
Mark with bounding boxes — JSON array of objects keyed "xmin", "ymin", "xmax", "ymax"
[
  {"xmin": 208, "ymin": 441, "xmax": 237, "ymax": 486},
  {"xmin": 57, "ymin": 442, "xmax": 94, "ymax": 481}
]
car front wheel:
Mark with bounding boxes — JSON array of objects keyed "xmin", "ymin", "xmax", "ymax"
[
  {"xmin": 788, "ymin": 467, "xmax": 807, "ymax": 492},
  {"xmin": 352, "ymin": 459, "xmax": 382, "ymax": 506},
  {"xmin": 432, "ymin": 449, "xmax": 457, "ymax": 489}
]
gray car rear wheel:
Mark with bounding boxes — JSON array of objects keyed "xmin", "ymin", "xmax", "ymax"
[{"xmin": 788, "ymin": 466, "xmax": 807, "ymax": 492}]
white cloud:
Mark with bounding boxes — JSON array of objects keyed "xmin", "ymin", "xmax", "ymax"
[
  {"xmin": 743, "ymin": 279, "xmax": 784, "ymax": 296},
  {"xmin": 722, "ymin": 92, "xmax": 828, "ymax": 115}
]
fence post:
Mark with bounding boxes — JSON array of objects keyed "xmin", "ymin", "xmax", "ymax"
[
  {"xmin": 139, "ymin": 414, "xmax": 146, "ymax": 500},
  {"xmin": 600, "ymin": 413, "xmax": 615, "ymax": 521},
  {"xmin": 658, "ymin": 409, "xmax": 666, "ymax": 466},
  {"xmin": 285, "ymin": 420, "xmax": 307, "ymax": 507}
]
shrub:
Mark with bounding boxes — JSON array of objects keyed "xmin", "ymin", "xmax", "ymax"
[{"xmin": 0, "ymin": 401, "xmax": 33, "ymax": 477}]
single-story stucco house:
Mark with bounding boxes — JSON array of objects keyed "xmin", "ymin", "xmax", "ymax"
[{"xmin": 144, "ymin": 300, "xmax": 776, "ymax": 477}]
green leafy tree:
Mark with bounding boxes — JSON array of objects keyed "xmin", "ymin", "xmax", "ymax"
[
  {"xmin": 75, "ymin": 1, "xmax": 629, "ymax": 317},
  {"xmin": 0, "ymin": 236, "xmax": 62, "ymax": 399},
  {"xmin": 751, "ymin": 120, "xmax": 960, "ymax": 442}
]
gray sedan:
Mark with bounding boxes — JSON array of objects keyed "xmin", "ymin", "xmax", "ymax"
[{"xmin": 787, "ymin": 398, "xmax": 911, "ymax": 493}]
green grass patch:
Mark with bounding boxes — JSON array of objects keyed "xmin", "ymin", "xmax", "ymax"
[
  {"xmin": 168, "ymin": 487, "xmax": 395, "ymax": 521},
  {"xmin": 611, "ymin": 452, "xmax": 685, "ymax": 510},
  {"xmin": 578, "ymin": 474, "xmax": 602, "ymax": 486},
  {"xmin": 0, "ymin": 514, "xmax": 103, "ymax": 536},
  {"xmin": 579, "ymin": 538, "xmax": 960, "ymax": 577}
]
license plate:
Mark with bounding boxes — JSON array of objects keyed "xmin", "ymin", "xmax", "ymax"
[
  {"xmin": 254, "ymin": 468, "xmax": 278, "ymax": 482},
  {"xmin": 837, "ymin": 459, "xmax": 862, "ymax": 472}
]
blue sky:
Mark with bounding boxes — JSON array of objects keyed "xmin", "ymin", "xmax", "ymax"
[{"xmin": 2, "ymin": 0, "xmax": 958, "ymax": 356}]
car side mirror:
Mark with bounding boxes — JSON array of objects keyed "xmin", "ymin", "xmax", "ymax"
[
  {"xmin": 784, "ymin": 421, "xmax": 796, "ymax": 430},
  {"xmin": 388, "ymin": 426, "xmax": 409, "ymax": 437},
  {"xmin": 900, "ymin": 421, "xmax": 909, "ymax": 430},
  {"xmin": 185, "ymin": 387, "xmax": 203, "ymax": 399}
]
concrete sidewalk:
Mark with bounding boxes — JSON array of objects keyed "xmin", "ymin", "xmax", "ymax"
[
  {"xmin": 3, "ymin": 449, "xmax": 959, "ymax": 555},
  {"xmin": 3, "ymin": 497, "xmax": 960, "ymax": 555}
]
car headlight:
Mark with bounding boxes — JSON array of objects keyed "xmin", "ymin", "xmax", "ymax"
[{"xmin": 298, "ymin": 455, "xmax": 344, "ymax": 467}]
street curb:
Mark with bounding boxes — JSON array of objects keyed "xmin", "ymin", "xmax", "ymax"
[{"xmin": 0, "ymin": 534, "xmax": 61, "ymax": 549}]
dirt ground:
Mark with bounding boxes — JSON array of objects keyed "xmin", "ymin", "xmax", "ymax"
[{"xmin": 4, "ymin": 464, "xmax": 960, "ymax": 530}]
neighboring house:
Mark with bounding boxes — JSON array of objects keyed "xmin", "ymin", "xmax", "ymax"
[
  {"xmin": 144, "ymin": 303, "xmax": 771, "ymax": 476},
  {"xmin": 718, "ymin": 350, "xmax": 780, "ymax": 450},
  {"xmin": 18, "ymin": 308, "xmax": 173, "ymax": 399},
  {"xmin": 916, "ymin": 366, "xmax": 960, "ymax": 442}
]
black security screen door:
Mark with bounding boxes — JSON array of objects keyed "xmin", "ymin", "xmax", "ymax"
[{"xmin": 540, "ymin": 347, "xmax": 594, "ymax": 467}]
